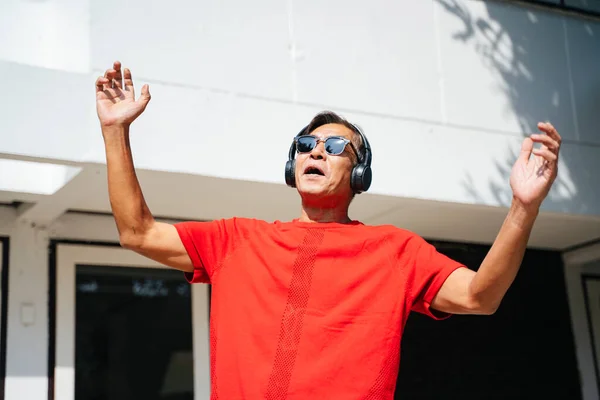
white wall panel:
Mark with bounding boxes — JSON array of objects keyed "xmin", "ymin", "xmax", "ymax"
[
  {"xmin": 0, "ymin": 61, "xmax": 95, "ymax": 162},
  {"xmin": 0, "ymin": 0, "xmax": 89, "ymax": 73},
  {"xmin": 84, "ymin": 80, "xmax": 600, "ymax": 217},
  {"xmin": 565, "ymin": 17, "xmax": 600, "ymax": 145},
  {"xmin": 5, "ymin": 224, "xmax": 49, "ymax": 400},
  {"xmin": 0, "ymin": 207, "xmax": 16, "ymax": 236},
  {"xmin": 293, "ymin": 0, "xmax": 442, "ymax": 122},
  {"xmin": 437, "ymin": 0, "xmax": 577, "ymax": 138},
  {"xmin": 84, "ymin": 78, "xmax": 316, "ymax": 184},
  {"xmin": 341, "ymin": 112, "xmax": 599, "ymax": 215},
  {"xmin": 554, "ymin": 141, "xmax": 600, "ymax": 215},
  {"xmin": 0, "ymin": 0, "xmax": 597, "ymax": 220},
  {"xmin": 0, "ymin": 160, "xmax": 80, "ymax": 195},
  {"xmin": 91, "ymin": 0, "xmax": 293, "ymax": 100}
]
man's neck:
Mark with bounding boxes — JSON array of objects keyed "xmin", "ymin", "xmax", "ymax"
[{"xmin": 299, "ymin": 204, "xmax": 352, "ymax": 224}]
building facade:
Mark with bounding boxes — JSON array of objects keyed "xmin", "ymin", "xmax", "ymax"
[{"xmin": 0, "ymin": 0, "xmax": 599, "ymax": 398}]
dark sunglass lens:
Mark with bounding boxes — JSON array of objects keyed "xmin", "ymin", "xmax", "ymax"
[
  {"xmin": 296, "ymin": 136, "xmax": 316, "ymax": 153},
  {"xmin": 325, "ymin": 138, "xmax": 347, "ymax": 155}
]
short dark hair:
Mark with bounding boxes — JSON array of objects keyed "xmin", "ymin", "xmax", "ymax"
[{"xmin": 303, "ymin": 111, "xmax": 364, "ymax": 162}]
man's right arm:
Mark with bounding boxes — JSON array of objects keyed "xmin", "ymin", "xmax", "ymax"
[
  {"xmin": 97, "ymin": 61, "xmax": 193, "ymax": 273},
  {"xmin": 103, "ymin": 126, "xmax": 194, "ymax": 272}
]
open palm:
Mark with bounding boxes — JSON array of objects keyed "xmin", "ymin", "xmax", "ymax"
[
  {"xmin": 95, "ymin": 61, "xmax": 151, "ymax": 127},
  {"xmin": 510, "ymin": 122, "xmax": 561, "ymax": 209}
]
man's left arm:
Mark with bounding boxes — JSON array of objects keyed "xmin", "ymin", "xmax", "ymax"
[{"xmin": 431, "ymin": 122, "xmax": 562, "ymax": 315}]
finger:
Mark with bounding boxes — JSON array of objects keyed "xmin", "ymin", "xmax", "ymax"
[
  {"xmin": 518, "ymin": 137, "xmax": 533, "ymax": 164},
  {"xmin": 532, "ymin": 147, "xmax": 558, "ymax": 162},
  {"xmin": 95, "ymin": 76, "xmax": 109, "ymax": 92},
  {"xmin": 103, "ymin": 68, "xmax": 117, "ymax": 89},
  {"xmin": 104, "ymin": 68, "xmax": 126, "ymax": 91},
  {"xmin": 112, "ymin": 62, "xmax": 123, "ymax": 86},
  {"xmin": 530, "ymin": 133, "xmax": 559, "ymax": 151},
  {"xmin": 113, "ymin": 77, "xmax": 124, "ymax": 90},
  {"xmin": 537, "ymin": 122, "xmax": 562, "ymax": 146},
  {"xmin": 137, "ymin": 84, "xmax": 151, "ymax": 107},
  {"xmin": 123, "ymin": 68, "xmax": 134, "ymax": 91},
  {"xmin": 97, "ymin": 74, "xmax": 120, "ymax": 98},
  {"xmin": 104, "ymin": 68, "xmax": 116, "ymax": 80}
]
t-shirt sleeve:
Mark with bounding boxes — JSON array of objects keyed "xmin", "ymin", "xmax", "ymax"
[
  {"xmin": 174, "ymin": 217, "xmax": 247, "ymax": 284},
  {"xmin": 407, "ymin": 235, "xmax": 467, "ymax": 320}
]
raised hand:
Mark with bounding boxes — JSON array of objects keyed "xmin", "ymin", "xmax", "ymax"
[
  {"xmin": 95, "ymin": 61, "xmax": 151, "ymax": 128},
  {"xmin": 510, "ymin": 122, "xmax": 561, "ymax": 210}
]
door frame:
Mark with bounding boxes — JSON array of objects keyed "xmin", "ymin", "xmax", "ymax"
[
  {"xmin": 564, "ymin": 241, "xmax": 600, "ymax": 400},
  {"xmin": 50, "ymin": 241, "xmax": 210, "ymax": 400},
  {"xmin": 0, "ymin": 237, "xmax": 8, "ymax": 400},
  {"xmin": 583, "ymin": 275, "xmax": 600, "ymax": 392}
]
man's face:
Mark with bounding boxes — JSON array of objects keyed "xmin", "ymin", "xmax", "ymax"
[{"xmin": 295, "ymin": 123, "xmax": 357, "ymax": 204}]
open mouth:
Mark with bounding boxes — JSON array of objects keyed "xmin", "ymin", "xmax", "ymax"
[{"xmin": 304, "ymin": 166, "xmax": 325, "ymax": 176}]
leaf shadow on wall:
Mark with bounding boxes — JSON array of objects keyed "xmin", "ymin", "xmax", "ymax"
[{"xmin": 436, "ymin": 0, "xmax": 599, "ymax": 216}]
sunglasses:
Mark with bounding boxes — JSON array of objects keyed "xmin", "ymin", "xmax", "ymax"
[{"xmin": 294, "ymin": 135, "xmax": 361, "ymax": 160}]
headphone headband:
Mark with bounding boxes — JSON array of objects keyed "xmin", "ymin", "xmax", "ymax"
[{"xmin": 352, "ymin": 124, "xmax": 372, "ymax": 168}]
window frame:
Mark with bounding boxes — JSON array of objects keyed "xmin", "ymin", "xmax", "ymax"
[{"xmin": 50, "ymin": 242, "xmax": 210, "ymax": 400}]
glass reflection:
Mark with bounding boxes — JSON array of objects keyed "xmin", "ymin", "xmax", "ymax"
[{"xmin": 75, "ymin": 265, "xmax": 193, "ymax": 400}]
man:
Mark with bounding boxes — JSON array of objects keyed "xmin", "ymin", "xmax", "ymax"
[{"xmin": 95, "ymin": 61, "xmax": 561, "ymax": 399}]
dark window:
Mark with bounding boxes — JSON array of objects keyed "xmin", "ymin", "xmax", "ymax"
[
  {"xmin": 75, "ymin": 265, "xmax": 194, "ymax": 400},
  {"xmin": 396, "ymin": 241, "xmax": 582, "ymax": 399}
]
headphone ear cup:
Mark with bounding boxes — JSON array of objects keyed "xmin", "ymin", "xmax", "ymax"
[
  {"xmin": 361, "ymin": 165, "xmax": 372, "ymax": 192},
  {"xmin": 351, "ymin": 164, "xmax": 372, "ymax": 194},
  {"xmin": 285, "ymin": 159, "xmax": 296, "ymax": 188}
]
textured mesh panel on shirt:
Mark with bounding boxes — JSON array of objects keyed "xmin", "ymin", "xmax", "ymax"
[
  {"xmin": 362, "ymin": 335, "xmax": 401, "ymax": 399},
  {"xmin": 265, "ymin": 229, "xmax": 325, "ymax": 400},
  {"xmin": 210, "ymin": 314, "xmax": 218, "ymax": 399}
]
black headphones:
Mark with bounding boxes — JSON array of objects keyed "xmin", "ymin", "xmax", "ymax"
[{"xmin": 285, "ymin": 124, "xmax": 373, "ymax": 194}]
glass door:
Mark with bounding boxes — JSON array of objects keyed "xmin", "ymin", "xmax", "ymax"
[
  {"xmin": 55, "ymin": 244, "xmax": 209, "ymax": 400},
  {"xmin": 584, "ymin": 276, "xmax": 600, "ymax": 391}
]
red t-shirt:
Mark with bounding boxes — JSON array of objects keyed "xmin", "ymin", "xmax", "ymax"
[{"xmin": 175, "ymin": 217, "xmax": 465, "ymax": 399}]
